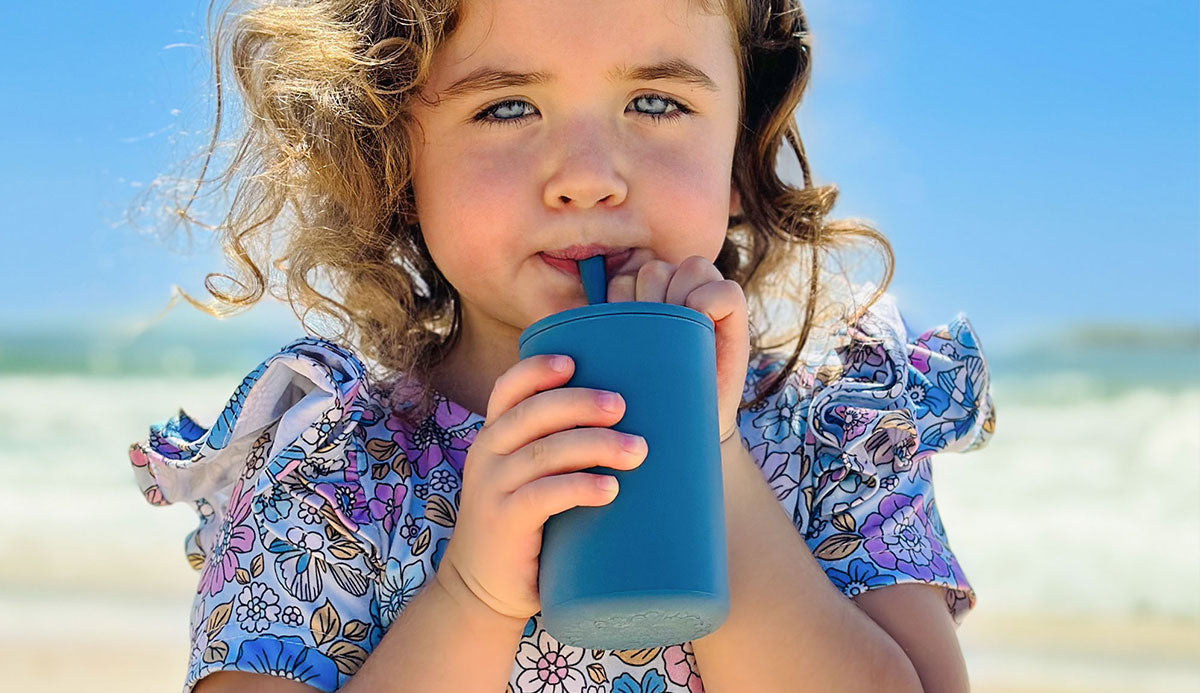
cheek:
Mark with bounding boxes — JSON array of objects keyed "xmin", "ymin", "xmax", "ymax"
[
  {"xmin": 634, "ymin": 143, "xmax": 732, "ymax": 256},
  {"xmin": 415, "ymin": 143, "xmax": 535, "ymax": 276},
  {"xmin": 423, "ymin": 142, "xmax": 534, "ymax": 219}
]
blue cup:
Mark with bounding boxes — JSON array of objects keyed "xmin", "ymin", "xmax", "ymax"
[{"xmin": 518, "ymin": 301, "xmax": 730, "ymax": 649}]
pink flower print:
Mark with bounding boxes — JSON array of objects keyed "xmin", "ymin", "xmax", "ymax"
[
  {"xmin": 664, "ymin": 642, "xmax": 704, "ymax": 692},
  {"xmin": 833, "ymin": 404, "xmax": 877, "ymax": 443},
  {"xmin": 198, "ymin": 478, "xmax": 256, "ymax": 597},
  {"xmin": 514, "ymin": 630, "xmax": 586, "ymax": 692},
  {"xmin": 368, "ymin": 483, "xmax": 407, "ymax": 534},
  {"xmin": 843, "ymin": 337, "xmax": 889, "ymax": 373},
  {"xmin": 860, "ymin": 492, "xmax": 950, "ymax": 582},
  {"xmin": 908, "ymin": 343, "xmax": 932, "ymax": 374}
]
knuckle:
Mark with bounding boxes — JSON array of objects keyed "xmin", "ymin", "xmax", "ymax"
[
  {"xmin": 637, "ymin": 260, "xmax": 670, "ymax": 280},
  {"xmin": 513, "ymin": 485, "xmax": 540, "ymax": 518},
  {"xmin": 528, "ymin": 437, "xmax": 548, "ymax": 466}
]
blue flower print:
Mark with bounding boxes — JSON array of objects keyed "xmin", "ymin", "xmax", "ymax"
[
  {"xmin": 252, "ymin": 482, "xmax": 293, "ymax": 523},
  {"xmin": 827, "ymin": 558, "xmax": 897, "ymax": 598},
  {"xmin": 907, "ymin": 376, "xmax": 951, "ymax": 419},
  {"xmin": 377, "ymin": 557, "xmax": 427, "ymax": 628},
  {"xmin": 751, "ymin": 382, "xmax": 803, "ymax": 443},
  {"xmin": 431, "ymin": 536, "xmax": 449, "ymax": 572},
  {"xmin": 612, "ymin": 668, "xmax": 667, "ymax": 693},
  {"xmin": 265, "ymin": 525, "xmax": 371, "ymax": 602},
  {"xmin": 232, "ymin": 635, "xmax": 339, "ymax": 691}
]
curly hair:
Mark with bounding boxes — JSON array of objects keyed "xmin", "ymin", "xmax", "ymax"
[{"xmin": 130, "ymin": 0, "xmax": 894, "ymax": 426}]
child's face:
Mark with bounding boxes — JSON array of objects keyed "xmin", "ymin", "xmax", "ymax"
[{"xmin": 410, "ymin": 0, "xmax": 742, "ymax": 338}]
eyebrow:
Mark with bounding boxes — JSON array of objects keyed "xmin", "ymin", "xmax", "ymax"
[{"xmin": 435, "ymin": 57, "xmax": 720, "ymax": 104}]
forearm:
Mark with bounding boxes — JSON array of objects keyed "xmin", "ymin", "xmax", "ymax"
[
  {"xmin": 691, "ymin": 436, "xmax": 923, "ymax": 692},
  {"xmin": 342, "ymin": 566, "xmax": 526, "ymax": 692}
]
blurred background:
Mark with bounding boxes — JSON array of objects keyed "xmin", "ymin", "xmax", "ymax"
[{"xmin": 1, "ymin": 0, "xmax": 1197, "ymax": 691}]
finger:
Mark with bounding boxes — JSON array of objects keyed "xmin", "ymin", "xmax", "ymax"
[
  {"xmin": 635, "ymin": 260, "xmax": 675, "ymax": 303},
  {"xmin": 683, "ymin": 279, "xmax": 748, "ymax": 334},
  {"xmin": 484, "ymin": 384, "xmax": 627, "ymax": 457},
  {"xmin": 497, "ymin": 427, "xmax": 646, "ymax": 493},
  {"xmin": 482, "ymin": 353, "xmax": 575, "ymax": 432},
  {"xmin": 507, "ymin": 470, "xmax": 621, "ymax": 526},
  {"xmin": 608, "ymin": 272, "xmax": 636, "ymax": 303},
  {"xmin": 665, "ymin": 256, "xmax": 723, "ymax": 308}
]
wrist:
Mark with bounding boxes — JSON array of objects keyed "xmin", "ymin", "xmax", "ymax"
[{"xmin": 434, "ymin": 561, "xmax": 528, "ymax": 632}]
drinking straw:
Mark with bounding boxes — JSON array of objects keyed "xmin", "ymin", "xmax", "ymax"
[{"xmin": 577, "ymin": 255, "xmax": 607, "ymax": 305}]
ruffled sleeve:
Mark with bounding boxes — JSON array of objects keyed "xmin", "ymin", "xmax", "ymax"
[
  {"xmin": 128, "ymin": 336, "xmax": 389, "ymax": 692},
  {"xmin": 736, "ymin": 291, "xmax": 996, "ymax": 624}
]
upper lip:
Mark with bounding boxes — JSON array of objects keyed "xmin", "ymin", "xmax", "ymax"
[{"xmin": 541, "ymin": 244, "xmax": 630, "ymax": 260}]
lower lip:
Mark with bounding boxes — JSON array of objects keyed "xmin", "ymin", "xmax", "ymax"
[{"xmin": 540, "ymin": 249, "xmax": 632, "ymax": 277}]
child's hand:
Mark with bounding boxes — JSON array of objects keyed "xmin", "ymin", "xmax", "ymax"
[
  {"xmin": 607, "ymin": 255, "xmax": 750, "ymax": 442},
  {"xmin": 435, "ymin": 354, "xmax": 647, "ymax": 621}
]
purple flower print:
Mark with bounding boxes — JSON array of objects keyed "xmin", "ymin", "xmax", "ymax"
[
  {"xmin": 198, "ymin": 477, "xmax": 256, "ymax": 597},
  {"xmin": 860, "ymin": 491, "xmax": 950, "ymax": 581},
  {"xmin": 843, "ymin": 337, "xmax": 889, "ymax": 372},
  {"xmin": 312, "ymin": 479, "xmax": 370, "ymax": 532},
  {"xmin": 368, "ymin": 483, "xmax": 407, "ymax": 534},
  {"xmin": 396, "ymin": 398, "xmax": 480, "ymax": 478}
]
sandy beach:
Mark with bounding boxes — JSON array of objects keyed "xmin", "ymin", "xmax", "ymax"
[{"xmin": 3, "ymin": 589, "xmax": 1197, "ymax": 692}]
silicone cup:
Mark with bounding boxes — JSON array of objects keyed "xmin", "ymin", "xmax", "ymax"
[{"xmin": 519, "ymin": 264, "xmax": 730, "ymax": 648}]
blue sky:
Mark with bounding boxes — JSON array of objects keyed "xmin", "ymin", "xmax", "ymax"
[{"xmin": 1, "ymin": 1, "xmax": 1196, "ymax": 353}]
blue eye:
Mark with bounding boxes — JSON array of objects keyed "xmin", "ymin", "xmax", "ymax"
[{"xmin": 472, "ymin": 93, "xmax": 693, "ymax": 128}]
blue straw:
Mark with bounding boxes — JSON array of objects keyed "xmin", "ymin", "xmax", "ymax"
[{"xmin": 577, "ymin": 255, "xmax": 607, "ymax": 304}]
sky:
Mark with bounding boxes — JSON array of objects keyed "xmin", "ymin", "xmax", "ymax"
[{"xmin": 1, "ymin": 0, "xmax": 1197, "ymax": 354}]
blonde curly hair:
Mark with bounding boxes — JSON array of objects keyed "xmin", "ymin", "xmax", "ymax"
[{"xmin": 130, "ymin": 0, "xmax": 894, "ymax": 425}]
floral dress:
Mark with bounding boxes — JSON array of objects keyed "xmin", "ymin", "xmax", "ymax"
[{"xmin": 129, "ymin": 291, "xmax": 996, "ymax": 692}]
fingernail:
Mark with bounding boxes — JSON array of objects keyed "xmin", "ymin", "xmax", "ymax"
[
  {"xmin": 550, "ymin": 355, "xmax": 570, "ymax": 372},
  {"xmin": 598, "ymin": 391, "xmax": 622, "ymax": 412},
  {"xmin": 620, "ymin": 433, "xmax": 645, "ymax": 453}
]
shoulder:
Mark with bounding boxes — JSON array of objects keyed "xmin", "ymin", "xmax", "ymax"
[
  {"xmin": 128, "ymin": 336, "xmax": 376, "ymax": 509},
  {"xmin": 735, "ymin": 288, "xmax": 996, "ymax": 474},
  {"xmin": 127, "ymin": 336, "xmax": 406, "ymax": 689},
  {"xmin": 126, "ymin": 335, "xmax": 407, "ymax": 584},
  {"xmin": 733, "ymin": 289, "xmax": 996, "ymax": 624}
]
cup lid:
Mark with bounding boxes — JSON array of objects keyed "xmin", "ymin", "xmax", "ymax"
[{"xmin": 519, "ymin": 301, "xmax": 713, "ymax": 349}]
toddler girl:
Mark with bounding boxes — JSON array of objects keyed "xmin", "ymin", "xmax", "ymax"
[{"xmin": 129, "ymin": 0, "xmax": 997, "ymax": 691}]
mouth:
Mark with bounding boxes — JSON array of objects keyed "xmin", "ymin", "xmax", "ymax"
[{"xmin": 539, "ymin": 246, "xmax": 633, "ymax": 277}]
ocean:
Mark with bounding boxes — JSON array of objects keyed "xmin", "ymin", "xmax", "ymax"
[{"xmin": 2, "ymin": 323, "xmax": 1198, "ymax": 690}]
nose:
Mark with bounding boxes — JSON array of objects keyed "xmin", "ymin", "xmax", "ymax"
[{"xmin": 543, "ymin": 131, "xmax": 628, "ymax": 209}]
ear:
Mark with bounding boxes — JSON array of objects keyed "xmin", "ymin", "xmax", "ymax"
[{"xmin": 729, "ymin": 182, "xmax": 742, "ymax": 217}]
